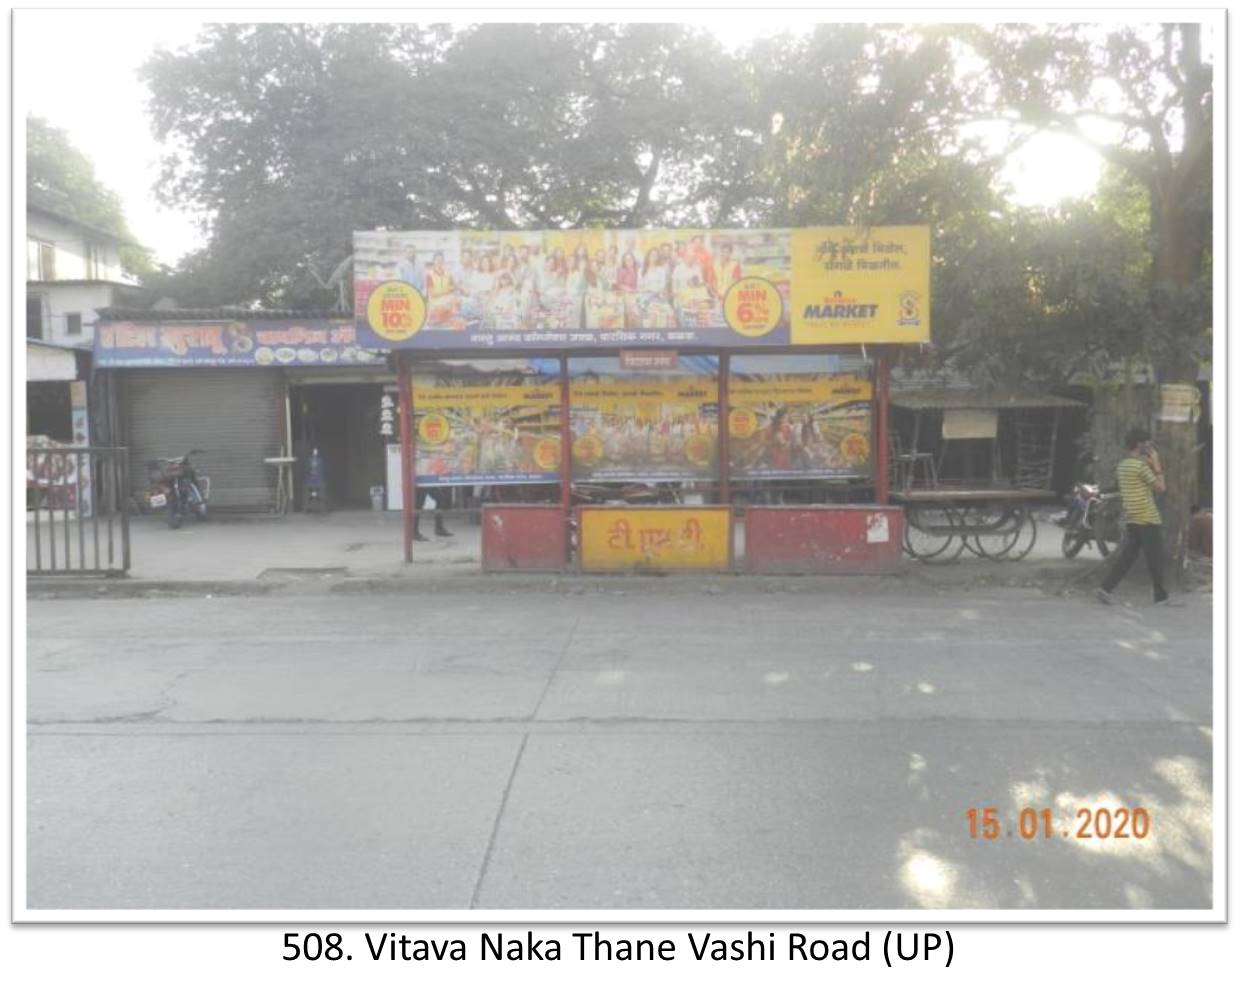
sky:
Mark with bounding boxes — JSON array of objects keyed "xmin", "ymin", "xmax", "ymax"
[{"xmin": 17, "ymin": 10, "xmax": 1110, "ymax": 268}]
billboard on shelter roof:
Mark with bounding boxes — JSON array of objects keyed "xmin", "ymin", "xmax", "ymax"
[{"xmin": 353, "ymin": 226, "xmax": 929, "ymax": 351}]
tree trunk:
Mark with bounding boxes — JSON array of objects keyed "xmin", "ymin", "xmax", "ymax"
[
  {"xmin": 1149, "ymin": 182, "xmax": 1206, "ymax": 586},
  {"xmin": 1154, "ymin": 387, "xmax": 1201, "ymax": 588}
]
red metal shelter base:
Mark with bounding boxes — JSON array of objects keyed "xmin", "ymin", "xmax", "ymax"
[
  {"xmin": 743, "ymin": 505, "xmax": 904, "ymax": 574},
  {"xmin": 481, "ymin": 504, "xmax": 569, "ymax": 571}
]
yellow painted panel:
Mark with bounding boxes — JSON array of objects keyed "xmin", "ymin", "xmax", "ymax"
[
  {"xmin": 580, "ymin": 506, "xmax": 731, "ymax": 571},
  {"xmin": 790, "ymin": 226, "xmax": 931, "ymax": 344}
]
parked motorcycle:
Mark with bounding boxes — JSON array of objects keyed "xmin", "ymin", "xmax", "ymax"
[
  {"xmin": 570, "ymin": 482, "xmax": 684, "ymax": 506},
  {"xmin": 146, "ymin": 450, "xmax": 210, "ymax": 529},
  {"xmin": 1058, "ymin": 481, "xmax": 1123, "ymax": 558}
]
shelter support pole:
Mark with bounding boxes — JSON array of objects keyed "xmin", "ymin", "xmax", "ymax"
[
  {"xmin": 399, "ymin": 353, "xmax": 415, "ymax": 563},
  {"xmin": 559, "ymin": 355, "xmax": 573, "ymax": 561},
  {"xmin": 1047, "ymin": 407, "xmax": 1061, "ymax": 491},
  {"xmin": 718, "ymin": 351, "xmax": 731, "ymax": 506},
  {"xmin": 875, "ymin": 348, "xmax": 891, "ymax": 504}
]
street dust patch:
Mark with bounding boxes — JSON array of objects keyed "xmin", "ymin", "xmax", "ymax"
[{"xmin": 258, "ymin": 567, "xmax": 350, "ymax": 581}]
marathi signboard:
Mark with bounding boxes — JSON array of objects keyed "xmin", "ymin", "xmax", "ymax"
[
  {"xmin": 94, "ymin": 319, "xmax": 385, "ymax": 368},
  {"xmin": 412, "ymin": 372, "xmax": 561, "ymax": 485},
  {"xmin": 579, "ymin": 506, "xmax": 732, "ymax": 571},
  {"xmin": 568, "ymin": 357, "xmax": 718, "ymax": 482},
  {"xmin": 728, "ymin": 356, "xmax": 873, "ymax": 479},
  {"xmin": 354, "ymin": 226, "xmax": 929, "ymax": 351}
]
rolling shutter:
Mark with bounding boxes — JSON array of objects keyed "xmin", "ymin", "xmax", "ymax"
[{"xmin": 123, "ymin": 370, "xmax": 282, "ymax": 510}]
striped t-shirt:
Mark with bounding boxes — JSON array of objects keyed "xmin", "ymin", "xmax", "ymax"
[{"xmin": 1117, "ymin": 456, "xmax": 1161, "ymax": 525}]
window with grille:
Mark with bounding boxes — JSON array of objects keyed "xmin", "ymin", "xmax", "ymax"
[{"xmin": 27, "ymin": 296, "xmax": 44, "ymax": 339}]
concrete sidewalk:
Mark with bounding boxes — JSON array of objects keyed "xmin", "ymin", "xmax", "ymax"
[{"xmin": 26, "ymin": 506, "xmax": 1139, "ymax": 599}]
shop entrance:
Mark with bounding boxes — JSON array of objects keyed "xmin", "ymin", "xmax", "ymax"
[
  {"xmin": 289, "ymin": 383, "xmax": 387, "ymax": 510},
  {"xmin": 27, "ymin": 382, "xmax": 73, "ymax": 441}
]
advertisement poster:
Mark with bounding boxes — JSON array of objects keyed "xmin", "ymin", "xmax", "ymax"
[
  {"xmin": 354, "ymin": 228, "xmax": 795, "ymax": 351},
  {"xmin": 355, "ymin": 225, "xmax": 929, "ymax": 352},
  {"xmin": 95, "ymin": 319, "xmax": 385, "ymax": 368},
  {"xmin": 790, "ymin": 226, "xmax": 931, "ymax": 345},
  {"xmin": 728, "ymin": 356, "xmax": 873, "ymax": 479},
  {"xmin": 1157, "ymin": 383, "xmax": 1201, "ymax": 423},
  {"xmin": 567, "ymin": 356, "xmax": 719, "ymax": 482},
  {"xmin": 411, "ymin": 370, "xmax": 562, "ymax": 485}
]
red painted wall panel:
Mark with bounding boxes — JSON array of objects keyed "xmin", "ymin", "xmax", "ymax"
[
  {"xmin": 481, "ymin": 504, "xmax": 568, "ymax": 571},
  {"xmin": 744, "ymin": 505, "xmax": 903, "ymax": 574}
]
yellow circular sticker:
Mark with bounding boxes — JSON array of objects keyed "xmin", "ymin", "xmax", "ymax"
[
  {"xmin": 418, "ymin": 413, "xmax": 450, "ymax": 446},
  {"xmin": 728, "ymin": 407, "xmax": 758, "ymax": 439},
  {"xmin": 683, "ymin": 433, "xmax": 714, "ymax": 467},
  {"xmin": 533, "ymin": 438, "xmax": 561, "ymax": 471},
  {"xmin": 572, "ymin": 434, "xmax": 604, "ymax": 466},
  {"xmin": 366, "ymin": 281, "xmax": 426, "ymax": 342},
  {"xmin": 841, "ymin": 432, "xmax": 870, "ymax": 462},
  {"xmin": 723, "ymin": 277, "xmax": 784, "ymax": 338}
]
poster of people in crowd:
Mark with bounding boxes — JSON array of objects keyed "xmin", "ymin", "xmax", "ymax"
[
  {"xmin": 354, "ymin": 228, "xmax": 791, "ymax": 339},
  {"xmin": 727, "ymin": 355, "xmax": 873, "ymax": 479},
  {"xmin": 567, "ymin": 356, "xmax": 720, "ymax": 482},
  {"xmin": 410, "ymin": 367, "xmax": 562, "ymax": 485}
]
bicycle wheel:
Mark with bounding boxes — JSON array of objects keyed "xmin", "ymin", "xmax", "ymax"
[{"xmin": 903, "ymin": 505, "xmax": 963, "ymax": 562}]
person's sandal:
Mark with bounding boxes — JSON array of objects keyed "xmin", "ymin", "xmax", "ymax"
[{"xmin": 1095, "ymin": 588, "xmax": 1115, "ymax": 605}]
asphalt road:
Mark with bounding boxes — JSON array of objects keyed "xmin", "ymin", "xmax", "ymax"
[{"xmin": 25, "ymin": 585, "xmax": 1214, "ymax": 912}]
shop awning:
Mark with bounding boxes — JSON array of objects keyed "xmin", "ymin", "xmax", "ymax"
[{"xmin": 27, "ymin": 341, "xmax": 82, "ymax": 382}]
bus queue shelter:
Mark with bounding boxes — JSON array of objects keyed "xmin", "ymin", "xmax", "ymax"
[{"xmin": 354, "ymin": 225, "xmax": 932, "ymax": 574}]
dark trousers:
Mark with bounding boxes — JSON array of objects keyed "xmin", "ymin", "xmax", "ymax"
[
  {"xmin": 414, "ymin": 486, "xmax": 452, "ymax": 535},
  {"xmin": 1101, "ymin": 523, "xmax": 1169, "ymax": 602}
]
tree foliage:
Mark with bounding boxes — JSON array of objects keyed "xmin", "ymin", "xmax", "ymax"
[
  {"xmin": 141, "ymin": 21, "xmax": 1213, "ymax": 392},
  {"xmin": 956, "ymin": 22, "xmax": 1212, "ymax": 381},
  {"xmin": 142, "ymin": 23, "xmax": 767, "ymax": 307},
  {"xmin": 26, "ymin": 116, "xmax": 155, "ymax": 278}
]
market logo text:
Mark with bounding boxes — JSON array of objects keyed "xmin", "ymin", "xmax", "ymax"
[{"xmin": 803, "ymin": 290, "xmax": 879, "ymax": 321}]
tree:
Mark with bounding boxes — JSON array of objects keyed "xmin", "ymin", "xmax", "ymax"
[
  {"xmin": 26, "ymin": 116, "xmax": 155, "ymax": 278},
  {"xmin": 141, "ymin": 22, "xmax": 765, "ymax": 308},
  {"xmin": 959, "ymin": 22, "xmax": 1213, "ymax": 575},
  {"xmin": 753, "ymin": 25, "xmax": 991, "ymax": 229}
]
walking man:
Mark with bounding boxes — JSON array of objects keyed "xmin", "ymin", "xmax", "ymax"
[{"xmin": 1096, "ymin": 428, "xmax": 1180, "ymax": 606}]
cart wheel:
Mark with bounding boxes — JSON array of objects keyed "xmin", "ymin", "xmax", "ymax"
[
  {"xmin": 1001, "ymin": 506, "xmax": 1038, "ymax": 561},
  {"xmin": 964, "ymin": 505, "xmax": 1021, "ymax": 560},
  {"xmin": 903, "ymin": 505, "xmax": 964, "ymax": 563}
]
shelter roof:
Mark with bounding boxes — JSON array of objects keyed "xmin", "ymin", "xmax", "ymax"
[{"xmin": 891, "ymin": 388, "xmax": 1085, "ymax": 411}]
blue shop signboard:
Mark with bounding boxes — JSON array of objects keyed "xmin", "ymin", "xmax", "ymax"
[{"xmin": 94, "ymin": 319, "xmax": 387, "ymax": 368}]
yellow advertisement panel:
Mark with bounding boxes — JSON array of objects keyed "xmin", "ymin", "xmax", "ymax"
[
  {"xmin": 727, "ymin": 371, "xmax": 873, "ymax": 479},
  {"xmin": 568, "ymin": 358, "xmax": 719, "ymax": 482},
  {"xmin": 411, "ymin": 374, "xmax": 561, "ymax": 484},
  {"xmin": 580, "ymin": 506, "xmax": 731, "ymax": 571},
  {"xmin": 790, "ymin": 226, "xmax": 931, "ymax": 345}
]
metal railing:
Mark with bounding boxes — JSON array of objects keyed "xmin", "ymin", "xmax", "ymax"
[{"xmin": 27, "ymin": 446, "xmax": 130, "ymax": 577}]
